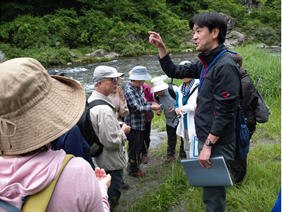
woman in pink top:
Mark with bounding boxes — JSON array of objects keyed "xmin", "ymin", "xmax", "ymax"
[
  {"xmin": 0, "ymin": 58, "xmax": 111, "ymax": 212},
  {"xmin": 141, "ymin": 82, "xmax": 155, "ymax": 164}
]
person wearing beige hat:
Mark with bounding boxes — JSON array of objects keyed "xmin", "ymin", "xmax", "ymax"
[
  {"xmin": 88, "ymin": 65, "xmax": 131, "ymax": 211},
  {"xmin": 150, "ymin": 76, "xmax": 185, "ymax": 162},
  {"xmin": 0, "ymin": 58, "xmax": 111, "ymax": 211}
]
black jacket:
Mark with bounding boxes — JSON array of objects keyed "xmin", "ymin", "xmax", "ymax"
[{"xmin": 159, "ymin": 44, "xmax": 240, "ymax": 145}]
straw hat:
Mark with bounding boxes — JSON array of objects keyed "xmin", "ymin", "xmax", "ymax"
[
  {"xmin": 150, "ymin": 77, "xmax": 169, "ymax": 93},
  {"xmin": 229, "ymin": 52, "xmax": 246, "ymax": 73},
  {"xmin": 0, "ymin": 58, "xmax": 86, "ymax": 155},
  {"xmin": 128, "ymin": 66, "xmax": 151, "ymax": 80}
]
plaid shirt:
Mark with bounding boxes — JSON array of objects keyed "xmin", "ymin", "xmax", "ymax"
[{"xmin": 124, "ymin": 82, "xmax": 152, "ymax": 131}]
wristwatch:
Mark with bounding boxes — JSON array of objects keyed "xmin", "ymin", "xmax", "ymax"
[{"xmin": 205, "ymin": 138, "xmax": 215, "ymax": 147}]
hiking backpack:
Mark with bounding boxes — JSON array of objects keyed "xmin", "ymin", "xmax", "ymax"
[
  {"xmin": 76, "ymin": 99, "xmax": 110, "ymax": 157},
  {"xmin": 254, "ymin": 78, "xmax": 270, "ymax": 123}
]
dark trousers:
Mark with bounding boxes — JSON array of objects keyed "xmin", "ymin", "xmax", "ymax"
[
  {"xmin": 180, "ymin": 137, "xmax": 186, "ymax": 157},
  {"xmin": 166, "ymin": 124, "xmax": 177, "ymax": 154},
  {"xmin": 166, "ymin": 124, "xmax": 185, "ymax": 155},
  {"xmin": 127, "ymin": 129, "xmax": 143, "ymax": 173},
  {"xmin": 105, "ymin": 169, "xmax": 123, "ymax": 211},
  {"xmin": 198, "ymin": 140, "xmax": 236, "ymax": 212},
  {"xmin": 142, "ymin": 121, "xmax": 151, "ymax": 155},
  {"xmin": 231, "ymin": 124, "xmax": 256, "ymax": 183}
]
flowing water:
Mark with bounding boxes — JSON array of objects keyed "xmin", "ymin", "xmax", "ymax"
[
  {"xmin": 46, "ymin": 51, "xmax": 199, "ymax": 95},
  {"xmin": 46, "ymin": 47, "xmax": 280, "ymax": 96}
]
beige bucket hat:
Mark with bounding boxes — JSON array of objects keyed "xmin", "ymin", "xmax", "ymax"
[
  {"xmin": 150, "ymin": 77, "xmax": 169, "ymax": 93},
  {"xmin": 0, "ymin": 58, "xmax": 86, "ymax": 155}
]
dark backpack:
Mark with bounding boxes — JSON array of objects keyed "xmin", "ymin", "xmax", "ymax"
[
  {"xmin": 155, "ymin": 78, "xmax": 178, "ymax": 101},
  {"xmin": 240, "ymin": 71, "xmax": 259, "ymax": 126},
  {"xmin": 77, "ymin": 99, "xmax": 110, "ymax": 157},
  {"xmin": 254, "ymin": 78, "xmax": 270, "ymax": 123}
]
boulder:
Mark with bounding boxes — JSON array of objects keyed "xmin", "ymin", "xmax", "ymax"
[
  {"xmin": 85, "ymin": 49, "xmax": 105, "ymax": 57},
  {"xmin": 70, "ymin": 51, "xmax": 79, "ymax": 58},
  {"xmin": 262, "ymin": 28, "xmax": 274, "ymax": 41},
  {"xmin": 56, "ymin": 41, "xmax": 61, "ymax": 47},
  {"xmin": 105, "ymin": 52, "xmax": 119, "ymax": 59},
  {"xmin": 125, "ymin": 34, "xmax": 137, "ymax": 42},
  {"xmin": 219, "ymin": 13, "xmax": 235, "ymax": 31},
  {"xmin": 225, "ymin": 31, "xmax": 245, "ymax": 47}
]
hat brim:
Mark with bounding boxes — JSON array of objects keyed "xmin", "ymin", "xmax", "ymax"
[
  {"xmin": 106, "ymin": 72, "xmax": 124, "ymax": 78},
  {"xmin": 129, "ymin": 73, "xmax": 151, "ymax": 81},
  {"xmin": 1, "ymin": 75, "xmax": 86, "ymax": 155},
  {"xmin": 151, "ymin": 84, "xmax": 169, "ymax": 93}
]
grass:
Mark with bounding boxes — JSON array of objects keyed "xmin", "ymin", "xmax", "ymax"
[
  {"xmin": 122, "ymin": 46, "xmax": 281, "ymax": 211},
  {"xmin": 123, "ymin": 142, "xmax": 280, "ymax": 212}
]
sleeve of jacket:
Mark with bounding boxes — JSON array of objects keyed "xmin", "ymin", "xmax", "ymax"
[
  {"xmin": 210, "ymin": 63, "xmax": 240, "ymax": 137},
  {"xmin": 159, "ymin": 53, "xmax": 200, "ymax": 79},
  {"xmin": 90, "ymin": 106, "xmax": 127, "ymax": 150},
  {"xmin": 118, "ymin": 99, "xmax": 129, "ymax": 118}
]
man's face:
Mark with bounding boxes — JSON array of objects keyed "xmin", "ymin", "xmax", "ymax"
[
  {"xmin": 155, "ymin": 90, "xmax": 165, "ymax": 96},
  {"xmin": 192, "ymin": 24, "xmax": 218, "ymax": 53},
  {"xmin": 100, "ymin": 77, "xmax": 118, "ymax": 96}
]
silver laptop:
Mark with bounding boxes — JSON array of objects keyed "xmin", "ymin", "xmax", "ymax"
[{"xmin": 181, "ymin": 156, "xmax": 233, "ymax": 187}]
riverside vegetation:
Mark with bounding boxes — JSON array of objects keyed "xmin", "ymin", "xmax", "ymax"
[
  {"xmin": 116, "ymin": 46, "xmax": 281, "ymax": 211},
  {"xmin": 0, "ymin": 0, "xmax": 281, "ymax": 67}
]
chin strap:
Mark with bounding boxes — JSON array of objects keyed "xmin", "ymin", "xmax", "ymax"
[{"xmin": 0, "ymin": 117, "xmax": 17, "ymax": 155}]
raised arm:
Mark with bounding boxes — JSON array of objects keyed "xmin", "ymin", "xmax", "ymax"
[{"xmin": 148, "ymin": 31, "xmax": 168, "ymax": 59}]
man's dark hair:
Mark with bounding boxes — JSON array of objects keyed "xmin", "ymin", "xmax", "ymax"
[{"xmin": 189, "ymin": 12, "xmax": 227, "ymax": 44}]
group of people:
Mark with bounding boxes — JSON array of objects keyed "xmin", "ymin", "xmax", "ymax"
[{"xmin": 0, "ymin": 11, "xmax": 273, "ymax": 212}]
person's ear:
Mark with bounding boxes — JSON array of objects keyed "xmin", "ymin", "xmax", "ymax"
[
  {"xmin": 212, "ymin": 27, "xmax": 219, "ymax": 39},
  {"xmin": 97, "ymin": 80, "xmax": 103, "ymax": 87}
]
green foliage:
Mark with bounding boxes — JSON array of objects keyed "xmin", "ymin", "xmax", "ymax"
[
  {"xmin": 24, "ymin": 46, "xmax": 72, "ymax": 66},
  {"xmin": 0, "ymin": 0, "xmax": 280, "ymax": 66},
  {"xmin": 121, "ymin": 43, "xmax": 145, "ymax": 57},
  {"xmin": 0, "ymin": 43, "xmax": 25, "ymax": 59},
  {"xmin": 232, "ymin": 46, "xmax": 281, "ymax": 98}
]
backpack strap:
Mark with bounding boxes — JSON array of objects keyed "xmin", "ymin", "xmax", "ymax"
[
  {"xmin": 153, "ymin": 93, "xmax": 159, "ymax": 103},
  {"xmin": 22, "ymin": 154, "xmax": 74, "ymax": 212},
  {"xmin": 87, "ymin": 99, "xmax": 111, "ymax": 110},
  {"xmin": 183, "ymin": 84, "xmax": 199, "ymax": 105},
  {"xmin": 168, "ymin": 84, "xmax": 176, "ymax": 100}
]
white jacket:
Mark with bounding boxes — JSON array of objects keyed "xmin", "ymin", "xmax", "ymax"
[{"xmin": 176, "ymin": 79, "xmax": 199, "ymax": 143}]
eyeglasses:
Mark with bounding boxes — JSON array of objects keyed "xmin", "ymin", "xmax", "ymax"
[{"xmin": 104, "ymin": 77, "xmax": 118, "ymax": 82}]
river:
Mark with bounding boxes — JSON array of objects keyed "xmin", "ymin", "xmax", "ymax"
[{"xmin": 46, "ymin": 47, "xmax": 280, "ymax": 96}]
